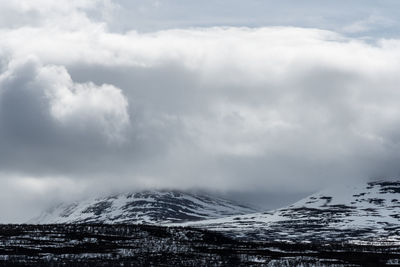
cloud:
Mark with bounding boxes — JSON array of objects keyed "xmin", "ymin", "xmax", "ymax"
[
  {"xmin": 342, "ymin": 15, "xmax": 395, "ymax": 34},
  {"xmin": 2, "ymin": 1, "xmax": 400, "ymax": 221},
  {"xmin": 2, "ymin": 25, "xmax": 400, "ymax": 185},
  {"xmin": 0, "ymin": 56, "xmax": 131, "ymax": 185},
  {"xmin": 0, "ymin": 0, "xmax": 116, "ymax": 29},
  {"xmin": 0, "ymin": 57, "xmax": 129, "ymax": 141}
]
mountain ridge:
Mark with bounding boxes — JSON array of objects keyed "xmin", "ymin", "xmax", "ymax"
[{"xmin": 182, "ymin": 180, "xmax": 400, "ymax": 244}]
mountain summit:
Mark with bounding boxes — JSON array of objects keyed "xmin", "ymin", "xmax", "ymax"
[{"xmin": 29, "ymin": 190, "xmax": 257, "ymax": 224}]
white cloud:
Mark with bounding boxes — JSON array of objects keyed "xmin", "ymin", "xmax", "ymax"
[
  {"xmin": 2, "ymin": 0, "xmax": 400, "ymax": 221},
  {"xmin": 0, "ymin": 57, "xmax": 130, "ymax": 142},
  {"xmin": 3, "ymin": 25, "xmax": 400, "ymax": 187},
  {"xmin": 342, "ymin": 15, "xmax": 395, "ymax": 34},
  {"xmin": 0, "ymin": 0, "xmax": 116, "ymax": 30}
]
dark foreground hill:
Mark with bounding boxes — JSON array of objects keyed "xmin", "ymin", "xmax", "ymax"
[{"xmin": 0, "ymin": 224, "xmax": 399, "ymax": 266}]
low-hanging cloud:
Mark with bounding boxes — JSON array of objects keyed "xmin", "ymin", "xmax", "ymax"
[{"xmin": 2, "ymin": 1, "xmax": 400, "ymax": 221}]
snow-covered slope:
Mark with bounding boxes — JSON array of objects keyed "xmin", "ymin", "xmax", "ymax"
[
  {"xmin": 29, "ymin": 190, "xmax": 257, "ymax": 224},
  {"xmin": 185, "ymin": 181, "xmax": 400, "ymax": 243}
]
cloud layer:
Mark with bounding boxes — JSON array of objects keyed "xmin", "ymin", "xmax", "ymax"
[{"xmin": 2, "ymin": 0, "xmax": 400, "ymax": 221}]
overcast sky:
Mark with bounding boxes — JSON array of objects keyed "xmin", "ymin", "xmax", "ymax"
[{"xmin": 1, "ymin": 0, "xmax": 400, "ymax": 222}]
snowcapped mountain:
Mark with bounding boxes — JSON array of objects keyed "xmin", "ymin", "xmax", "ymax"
[
  {"xmin": 29, "ymin": 181, "xmax": 400, "ymax": 244},
  {"xmin": 29, "ymin": 190, "xmax": 257, "ymax": 224},
  {"xmin": 185, "ymin": 181, "xmax": 400, "ymax": 243}
]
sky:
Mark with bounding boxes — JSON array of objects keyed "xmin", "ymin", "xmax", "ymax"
[{"xmin": 1, "ymin": 0, "xmax": 400, "ymax": 222}]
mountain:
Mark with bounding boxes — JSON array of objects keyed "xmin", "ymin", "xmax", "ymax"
[
  {"xmin": 30, "ymin": 181, "xmax": 400, "ymax": 244},
  {"xmin": 29, "ymin": 190, "xmax": 257, "ymax": 224},
  {"xmin": 185, "ymin": 181, "xmax": 400, "ymax": 243}
]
